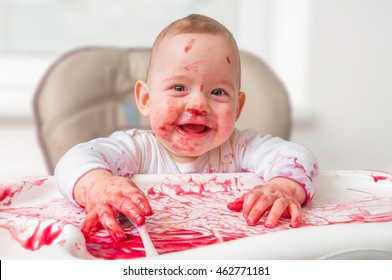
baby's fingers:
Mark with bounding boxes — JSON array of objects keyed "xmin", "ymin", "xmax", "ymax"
[
  {"xmin": 227, "ymin": 196, "xmax": 244, "ymax": 211},
  {"xmin": 97, "ymin": 203, "xmax": 126, "ymax": 241},
  {"xmin": 264, "ymin": 198, "xmax": 289, "ymax": 228},
  {"xmin": 242, "ymin": 189, "xmax": 272, "ymax": 216},
  {"xmin": 110, "ymin": 196, "xmax": 151, "ymax": 227},
  {"xmin": 288, "ymin": 202, "xmax": 302, "ymax": 228},
  {"xmin": 81, "ymin": 210, "xmax": 100, "ymax": 237},
  {"xmin": 245, "ymin": 195, "xmax": 275, "ymax": 226},
  {"xmin": 265, "ymin": 199, "xmax": 301, "ymax": 228},
  {"xmin": 128, "ymin": 191, "xmax": 154, "ymax": 216}
]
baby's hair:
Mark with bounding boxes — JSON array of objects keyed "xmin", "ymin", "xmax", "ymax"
[{"xmin": 147, "ymin": 14, "xmax": 240, "ymax": 81}]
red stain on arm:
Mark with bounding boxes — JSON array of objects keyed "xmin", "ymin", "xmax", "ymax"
[
  {"xmin": 226, "ymin": 56, "xmax": 231, "ymax": 64},
  {"xmin": 184, "ymin": 38, "xmax": 196, "ymax": 53}
]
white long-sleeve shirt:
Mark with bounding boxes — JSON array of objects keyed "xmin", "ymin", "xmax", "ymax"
[{"xmin": 55, "ymin": 128, "xmax": 319, "ymax": 205}]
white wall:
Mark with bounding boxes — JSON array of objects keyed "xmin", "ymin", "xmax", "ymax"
[
  {"xmin": 239, "ymin": 0, "xmax": 392, "ymax": 172},
  {"xmin": 290, "ymin": 0, "xmax": 392, "ymax": 171}
]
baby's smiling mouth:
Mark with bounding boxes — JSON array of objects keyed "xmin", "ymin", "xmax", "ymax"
[{"xmin": 179, "ymin": 124, "xmax": 210, "ymax": 134}]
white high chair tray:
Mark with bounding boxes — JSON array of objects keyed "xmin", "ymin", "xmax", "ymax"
[{"xmin": 1, "ymin": 170, "xmax": 392, "ymax": 259}]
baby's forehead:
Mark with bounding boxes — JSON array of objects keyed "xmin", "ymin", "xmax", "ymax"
[
  {"xmin": 148, "ymin": 32, "xmax": 241, "ymax": 85},
  {"xmin": 162, "ymin": 32, "xmax": 236, "ymax": 47},
  {"xmin": 155, "ymin": 33, "xmax": 240, "ymax": 63}
]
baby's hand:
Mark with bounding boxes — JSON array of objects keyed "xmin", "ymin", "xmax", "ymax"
[
  {"xmin": 227, "ymin": 178, "xmax": 306, "ymax": 228},
  {"xmin": 73, "ymin": 169, "xmax": 153, "ymax": 241}
]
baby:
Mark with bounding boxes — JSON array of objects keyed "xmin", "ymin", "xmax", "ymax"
[{"xmin": 55, "ymin": 14, "xmax": 319, "ymax": 241}]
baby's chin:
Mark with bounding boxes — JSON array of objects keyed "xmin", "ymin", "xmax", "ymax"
[
  {"xmin": 169, "ymin": 145, "xmax": 206, "ymax": 162},
  {"xmin": 168, "ymin": 143, "xmax": 213, "ymax": 163}
]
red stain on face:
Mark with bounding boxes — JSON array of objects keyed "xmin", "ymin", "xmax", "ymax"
[
  {"xmin": 184, "ymin": 38, "xmax": 196, "ymax": 53},
  {"xmin": 226, "ymin": 56, "xmax": 231, "ymax": 64},
  {"xmin": 182, "ymin": 60, "xmax": 202, "ymax": 73},
  {"xmin": 199, "ymin": 84, "xmax": 204, "ymax": 92}
]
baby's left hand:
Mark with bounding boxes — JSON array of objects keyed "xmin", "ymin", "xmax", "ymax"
[{"xmin": 227, "ymin": 178, "xmax": 306, "ymax": 228}]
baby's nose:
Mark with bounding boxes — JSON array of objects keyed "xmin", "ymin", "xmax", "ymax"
[
  {"xmin": 186, "ymin": 94, "xmax": 210, "ymax": 116},
  {"xmin": 186, "ymin": 107, "xmax": 207, "ymax": 116}
]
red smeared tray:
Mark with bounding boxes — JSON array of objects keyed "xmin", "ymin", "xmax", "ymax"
[{"xmin": 1, "ymin": 171, "xmax": 392, "ymax": 259}]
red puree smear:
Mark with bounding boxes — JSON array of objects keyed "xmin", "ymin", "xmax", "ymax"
[
  {"xmin": 371, "ymin": 175, "xmax": 388, "ymax": 183},
  {"xmin": 0, "ymin": 178, "xmax": 47, "ymax": 206},
  {"xmin": 184, "ymin": 38, "xmax": 195, "ymax": 53},
  {"xmin": 1, "ymin": 175, "xmax": 392, "ymax": 259},
  {"xmin": 2, "ymin": 219, "xmax": 66, "ymax": 250}
]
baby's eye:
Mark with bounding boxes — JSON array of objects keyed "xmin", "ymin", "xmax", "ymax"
[
  {"xmin": 173, "ymin": 85, "xmax": 186, "ymax": 91},
  {"xmin": 211, "ymin": 89, "xmax": 226, "ymax": 96}
]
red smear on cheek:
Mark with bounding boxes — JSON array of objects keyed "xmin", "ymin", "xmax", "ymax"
[
  {"xmin": 159, "ymin": 125, "xmax": 167, "ymax": 132},
  {"xmin": 226, "ymin": 56, "xmax": 231, "ymax": 64},
  {"xmin": 154, "ymin": 98, "xmax": 179, "ymax": 135},
  {"xmin": 200, "ymin": 84, "xmax": 204, "ymax": 92},
  {"xmin": 184, "ymin": 38, "xmax": 195, "ymax": 53}
]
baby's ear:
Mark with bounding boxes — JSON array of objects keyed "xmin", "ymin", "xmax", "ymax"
[
  {"xmin": 134, "ymin": 80, "xmax": 150, "ymax": 116},
  {"xmin": 236, "ymin": 91, "xmax": 246, "ymax": 121}
]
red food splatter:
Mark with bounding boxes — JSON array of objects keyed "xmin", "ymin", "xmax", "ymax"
[
  {"xmin": 2, "ymin": 174, "xmax": 392, "ymax": 260},
  {"xmin": 371, "ymin": 175, "xmax": 388, "ymax": 183},
  {"xmin": 184, "ymin": 38, "xmax": 195, "ymax": 53}
]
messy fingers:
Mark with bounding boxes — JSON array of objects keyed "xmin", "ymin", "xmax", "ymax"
[
  {"xmin": 245, "ymin": 195, "xmax": 275, "ymax": 226},
  {"xmin": 264, "ymin": 198, "xmax": 289, "ymax": 228},
  {"xmin": 109, "ymin": 196, "xmax": 150, "ymax": 226},
  {"xmin": 81, "ymin": 210, "xmax": 100, "ymax": 237},
  {"xmin": 97, "ymin": 203, "xmax": 126, "ymax": 241},
  {"xmin": 288, "ymin": 202, "xmax": 302, "ymax": 228},
  {"xmin": 129, "ymin": 192, "xmax": 153, "ymax": 216},
  {"xmin": 241, "ymin": 189, "xmax": 265, "ymax": 218},
  {"xmin": 227, "ymin": 195, "xmax": 244, "ymax": 211}
]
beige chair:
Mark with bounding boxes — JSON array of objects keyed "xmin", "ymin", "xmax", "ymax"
[{"xmin": 33, "ymin": 47, "xmax": 291, "ymax": 174}]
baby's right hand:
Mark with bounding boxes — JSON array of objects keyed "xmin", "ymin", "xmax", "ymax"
[{"xmin": 73, "ymin": 169, "xmax": 153, "ymax": 241}]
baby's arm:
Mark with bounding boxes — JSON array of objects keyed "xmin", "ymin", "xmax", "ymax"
[
  {"xmin": 74, "ymin": 169, "xmax": 153, "ymax": 241},
  {"xmin": 228, "ymin": 129, "xmax": 319, "ymax": 227},
  {"xmin": 54, "ymin": 130, "xmax": 151, "ymax": 240}
]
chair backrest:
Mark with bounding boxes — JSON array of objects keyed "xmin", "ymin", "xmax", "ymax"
[{"xmin": 33, "ymin": 47, "xmax": 291, "ymax": 174}]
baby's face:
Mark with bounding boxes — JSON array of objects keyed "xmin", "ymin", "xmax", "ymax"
[{"xmin": 143, "ymin": 33, "xmax": 244, "ymax": 163}]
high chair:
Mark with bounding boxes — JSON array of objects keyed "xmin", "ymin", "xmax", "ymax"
[{"xmin": 33, "ymin": 47, "xmax": 291, "ymax": 174}]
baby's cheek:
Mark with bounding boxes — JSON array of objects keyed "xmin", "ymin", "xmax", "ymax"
[
  {"xmin": 217, "ymin": 110, "xmax": 237, "ymax": 134},
  {"xmin": 165, "ymin": 99, "xmax": 181, "ymax": 116},
  {"xmin": 151, "ymin": 100, "xmax": 181, "ymax": 133}
]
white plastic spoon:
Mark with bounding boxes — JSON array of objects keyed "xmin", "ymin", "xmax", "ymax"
[{"xmin": 128, "ymin": 218, "xmax": 159, "ymax": 257}]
